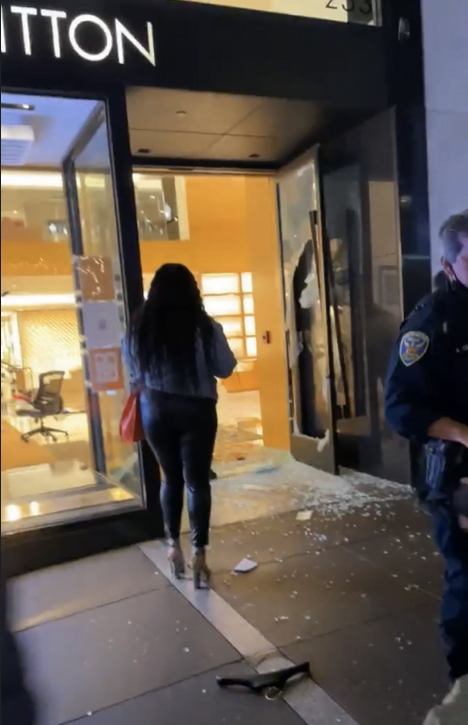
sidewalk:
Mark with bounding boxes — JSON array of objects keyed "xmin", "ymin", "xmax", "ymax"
[
  {"xmin": 10, "ymin": 546, "xmax": 307, "ymax": 725},
  {"xmin": 9, "ymin": 471, "xmax": 449, "ymax": 725}
]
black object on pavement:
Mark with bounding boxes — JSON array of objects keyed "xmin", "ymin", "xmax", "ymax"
[{"xmin": 216, "ymin": 661, "xmax": 311, "ymax": 696}]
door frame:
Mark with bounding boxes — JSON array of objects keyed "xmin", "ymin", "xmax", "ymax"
[
  {"xmin": 60, "ymin": 90, "xmax": 165, "ymax": 537},
  {"xmin": 62, "ymin": 105, "xmax": 109, "ymax": 478},
  {"xmin": 318, "ymin": 148, "xmax": 381, "ymax": 471},
  {"xmin": 141, "ymin": 155, "xmax": 339, "ymax": 476}
]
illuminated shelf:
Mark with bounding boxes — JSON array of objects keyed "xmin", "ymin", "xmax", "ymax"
[{"xmin": 201, "ymin": 272, "xmax": 257, "ymax": 359}]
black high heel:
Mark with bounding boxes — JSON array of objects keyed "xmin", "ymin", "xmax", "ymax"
[
  {"xmin": 168, "ymin": 544, "xmax": 186, "ymax": 580},
  {"xmin": 192, "ymin": 549, "xmax": 211, "ymax": 589}
]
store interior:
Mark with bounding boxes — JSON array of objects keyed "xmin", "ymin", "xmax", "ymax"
[{"xmin": 1, "ymin": 89, "xmax": 295, "ymax": 534}]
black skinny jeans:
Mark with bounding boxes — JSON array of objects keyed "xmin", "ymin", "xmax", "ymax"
[{"xmin": 140, "ymin": 390, "xmax": 217, "ymax": 549}]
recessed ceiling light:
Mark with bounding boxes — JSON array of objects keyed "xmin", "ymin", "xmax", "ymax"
[
  {"xmin": 1, "ymin": 102, "xmax": 35, "ymax": 112},
  {"xmin": 176, "ymin": 110, "xmax": 187, "ymax": 117}
]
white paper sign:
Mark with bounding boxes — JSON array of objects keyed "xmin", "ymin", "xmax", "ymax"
[
  {"xmin": 89, "ymin": 348, "xmax": 124, "ymax": 392},
  {"xmin": 94, "ymin": 352, "xmax": 119, "ymax": 385},
  {"xmin": 82, "ymin": 301, "xmax": 122, "ymax": 350}
]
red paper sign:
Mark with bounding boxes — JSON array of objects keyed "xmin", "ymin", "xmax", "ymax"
[{"xmin": 89, "ymin": 348, "xmax": 124, "ymax": 392}]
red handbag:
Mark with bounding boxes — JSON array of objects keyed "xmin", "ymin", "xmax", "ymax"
[{"xmin": 119, "ymin": 393, "xmax": 145, "ymax": 443}]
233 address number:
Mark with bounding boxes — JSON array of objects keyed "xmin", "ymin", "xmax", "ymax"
[{"xmin": 326, "ymin": 0, "xmax": 373, "ymax": 14}]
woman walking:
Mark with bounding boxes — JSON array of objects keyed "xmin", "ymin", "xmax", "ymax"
[{"xmin": 125, "ymin": 264, "xmax": 236, "ymax": 587}]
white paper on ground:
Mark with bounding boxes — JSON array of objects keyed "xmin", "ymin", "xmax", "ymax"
[
  {"xmin": 233, "ymin": 558, "xmax": 258, "ymax": 574},
  {"xmin": 296, "ymin": 510, "xmax": 312, "ymax": 521}
]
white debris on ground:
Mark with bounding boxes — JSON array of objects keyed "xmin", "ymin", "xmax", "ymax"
[
  {"xmin": 296, "ymin": 510, "xmax": 313, "ymax": 522},
  {"xmin": 206, "ymin": 449, "xmax": 412, "ymax": 529},
  {"xmin": 233, "ymin": 558, "xmax": 258, "ymax": 574}
]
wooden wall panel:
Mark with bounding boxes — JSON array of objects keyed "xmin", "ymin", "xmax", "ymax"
[{"xmin": 245, "ymin": 176, "xmax": 290, "ymax": 450}]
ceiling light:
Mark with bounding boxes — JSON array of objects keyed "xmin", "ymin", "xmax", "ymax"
[
  {"xmin": 30, "ymin": 501, "xmax": 41, "ymax": 516},
  {"xmin": 1, "ymin": 293, "xmax": 75, "ymax": 309},
  {"xmin": 1, "ymin": 171, "xmax": 63, "ymax": 189},
  {"xmin": 1, "ymin": 102, "xmax": 35, "ymax": 112},
  {"xmin": 176, "ymin": 110, "xmax": 187, "ymax": 117},
  {"xmin": 5, "ymin": 504, "xmax": 22, "ymax": 522}
]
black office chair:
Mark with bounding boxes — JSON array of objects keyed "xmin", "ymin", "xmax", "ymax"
[{"xmin": 16, "ymin": 371, "xmax": 69, "ymax": 443}]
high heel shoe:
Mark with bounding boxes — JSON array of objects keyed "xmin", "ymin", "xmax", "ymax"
[
  {"xmin": 168, "ymin": 544, "xmax": 186, "ymax": 580},
  {"xmin": 192, "ymin": 548, "xmax": 211, "ymax": 589}
]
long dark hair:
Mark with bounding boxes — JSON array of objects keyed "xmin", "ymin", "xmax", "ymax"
[{"xmin": 129, "ymin": 264, "xmax": 213, "ymax": 387}]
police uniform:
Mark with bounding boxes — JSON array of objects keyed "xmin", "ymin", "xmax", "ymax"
[{"xmin": 385, "ymin": 279, "xmax": 468, "ymax": 682}]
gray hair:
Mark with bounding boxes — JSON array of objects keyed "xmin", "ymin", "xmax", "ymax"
[{"xmin": 439, "ymin": 210, "xmax": 468, "ymax": 263}]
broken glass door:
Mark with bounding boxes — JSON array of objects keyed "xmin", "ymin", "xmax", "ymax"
[{"xmin": 277, "ymin": 152, "xmax": 337, "ymax": 473}]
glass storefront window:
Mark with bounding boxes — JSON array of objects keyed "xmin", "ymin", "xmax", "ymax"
[
  {"xmin": 175, "ymin": 0, "xmax": 381, "ymax": 25},
  {"xmin": 1, "ymin": 170, "xmax": 190, "ymax": 247},
  {"xmin": 1, "ymin": 171, "xmax": 69, "ymax": 243},
  {"xmin": 1, "ymin": 92, "xmax": 144, "ymax": 534},
  {"xmin": 133, "ymin": 171, "xmax": 189, "ymax": 241}
]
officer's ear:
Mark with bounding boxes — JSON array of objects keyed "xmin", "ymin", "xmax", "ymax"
[{"xmin": 441, "ymin": 257, "xmax": 456, "ymax": 282}]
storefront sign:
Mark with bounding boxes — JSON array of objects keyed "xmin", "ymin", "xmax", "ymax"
[{"xmin": 0, "ymin": 5, "xmax": 155, "ymax": 65}]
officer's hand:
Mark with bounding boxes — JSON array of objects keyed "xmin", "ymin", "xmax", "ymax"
[
  {"xmin": 457, "ymin": 480, "xmax": 468, "ymax": 532},
  {"xmin": 458, "ymin": 424, "xmax": 468, "ymax": 448}
]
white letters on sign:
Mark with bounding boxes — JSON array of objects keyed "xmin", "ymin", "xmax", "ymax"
[{"xmin": 1, "ymin": 5, "xmax": 156, "ymax": 65}]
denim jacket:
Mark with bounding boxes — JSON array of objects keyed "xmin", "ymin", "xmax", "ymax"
[{"xmin": 123, "ymin": 320, "xmax": 237, "ymax": 400}]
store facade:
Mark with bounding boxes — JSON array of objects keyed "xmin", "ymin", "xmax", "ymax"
[{"xmin": 1, "ymin": 0, "xmax": 430, "ymax": 574}]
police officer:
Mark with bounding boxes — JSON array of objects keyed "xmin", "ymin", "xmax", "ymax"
[{"xmin": 385, "ymin": 211, "xmax": 468, "ymax": 683}]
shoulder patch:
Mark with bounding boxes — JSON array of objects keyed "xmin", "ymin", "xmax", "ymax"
[{"xmin": 399, "ymin": 331, "xmax": 430, "ymax": 367}]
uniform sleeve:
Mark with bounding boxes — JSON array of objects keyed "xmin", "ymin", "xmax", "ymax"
[
  {"xmin": 384, "ymin": 307, "xmax": 449, "ymax": 442},
  {"xmin": 211, "ymin": 321, "xmax": 237, "ymax": 379}
]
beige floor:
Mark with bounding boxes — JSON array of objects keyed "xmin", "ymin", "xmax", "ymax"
[
  {"xmin": 1, "ymin": 403, "xmax": 139, "ymax": 532},
  {"xmin": 215, "ymin": 388, "xmax": 263, "ymax": 463},
  {"xmin": 2, "ymin": 389, "xmax": 267, "ymax": 534}
]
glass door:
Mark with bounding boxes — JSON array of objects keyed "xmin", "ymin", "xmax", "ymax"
[
  {"xmin": 62, "ymin": 103, "xmax": 145, "ymax": 506},
  {"xmin": 276, "ymin": 151, "xmax": 337, "ymax": 473},
  {"xmin": 319, "ymin": 110, "xmax": 410, "ymax": 483}
]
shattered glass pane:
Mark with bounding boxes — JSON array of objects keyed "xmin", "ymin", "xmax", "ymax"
[
  {"xmin": 323, "ymin": 165, "xmax": 366, "ymax": 421},
  {"xmin": 277, "ymin": 161, "xmax": 329, "ymax": 440}
]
